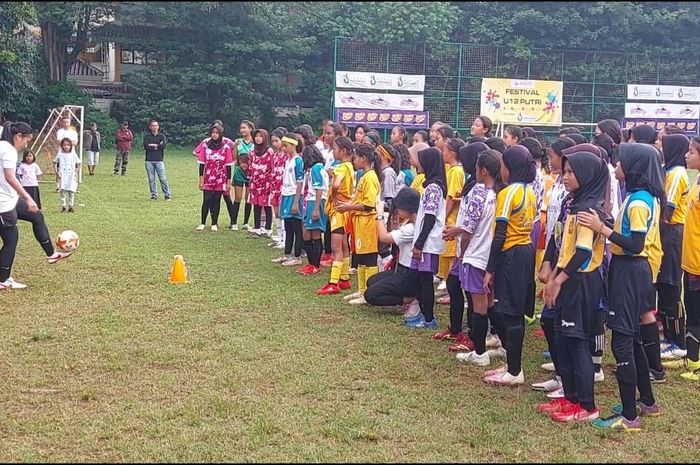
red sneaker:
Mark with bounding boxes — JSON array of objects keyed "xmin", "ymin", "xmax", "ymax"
[
  {"xmin": 433, "ymin": 328, "xmax": 456, "ymax": 341},
  {"xmin": 317, "ymin": 283, "xmax": 340, "ymax": 295},
  {"xmin": 533, "ymin": 328, "xmax": 545, "ymax": 338},
  {"xmin": 300, "ymin": 265, "xmax": 322, "ymax": 276},
  {"xmin": 297, "ymin": 264, "xmax": 314, "ymax": 274},
  {"xmin": 551, "ymin": 404, "xmax": 600, "ymax": 423},
  {"xmin": 338, "ymin": 279, "xmax": 352, "ymax": 290},
  {"xmin": 537, "ymin": 398, "xmax": 575, "ymax": 413},
  {"xmin": 449, "ymin": 332, "xmax": 475, "ymax": 352},
  {"xmin": 437, "ymin": 295, "xmax": 451, "ymax": 305},
  {"xmin": 320, "ymin": 254, "xmax": 334, "ymax": 267}
]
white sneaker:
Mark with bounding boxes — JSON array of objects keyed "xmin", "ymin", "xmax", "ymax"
[
  {"xmin": 349, "ymin": 296, "xmax": 366, "ymax": 305},
  {"xmin": 273, "ymin": 241, "xmax": 285, "ymax": 250},
  {"xmin": 660, "ymin": 344, "xmax": 687, "ymax": 360},
  {"xmin": 488, "ymin": 370, "xmax": 524, "ymax": 386},
  {"xmin": 0, "ymin": 280, "xmax": 11, "ymax": 290},
  {"xmin": 196, "ymin": 224, "xmax": 206, "ymax": 231},
  {"xmin": 403, "ymin": 301, "xmax": 421, "ymax": 320},
  {"xmin": 594, "ymin": 369, "xmax": 605, "ymax": 383},
  {"xmin": 47, "ymin": 250, "xmax": 73, "ymax": 265},
  {"xmin": 660, "ymin": 339, "xmax": 671, "ymax": 351},
  {"xmin": 456, "ymin": 351, "xmax": 490, "ymax": 366},
  {"xmin": 437, "ymin": 279, "xmax": 447, "ymax": 291},
  {"xmin": 433, "ymin": 275, "xmax": 441, "ymax": 285},
  {"xmin": 5, "ymin": 277, "xmax": 27, "ymax": 289},
  {"xmin": 282, "ymin": 257, "xmax": 302, "ymax": 267},
  {"xmin": 531, "ymin": 377, "xmax": 561, "ymax": 392},
  {"xmin": 249, "ymin": 228, "xmax": 261, "ymax": 235},
  {"xmin": 272, "ymin": 255, "xmax": 292, "ymax": 263},
  {"xmin": 487, "ymin": 347, "xmax": 507, "ymax": 361},
  {"xmin": 230, "ymin": 224, "xmax": 238, "ymax": 231},
  {"xmin": 343, "ymin": 291, "xmax": 362, "ymax": 302},
  {"xmin": 485, "ymin": 334, "xmax": 502, "ymax": 349},
  {"xmin": 242, "ymin": 224, "xmax": 250, "ymax": 231},
  {"xmin": 259, "ymin": 229, "xmax": 272, "ymax": 237},
  {"xmin": 546, "ymin": 387, "xmax": 565, "ymax": 399},
  {"xmin": 348, "ymin": 267, "xmax": 357, "ymax": 275},
  {"xmin": 541, "ymin": 362, "xmax": 556, "ymax": 372},
  {"xmin": 211, "ymin": 225, "xmax": 218, "ymax": 232}
]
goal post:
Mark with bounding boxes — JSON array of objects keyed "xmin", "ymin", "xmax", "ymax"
[{"xmin": 30, "ymin": 105, "xmax": 85, "ymax": 184}]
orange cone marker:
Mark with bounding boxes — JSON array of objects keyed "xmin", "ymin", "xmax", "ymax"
[{"xmin": 169, "ymin": 255, "xmax": 189, "ymax": 284}]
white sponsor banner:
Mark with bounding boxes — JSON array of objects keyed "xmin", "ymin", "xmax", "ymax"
[
  {"xmin": 336, "ymin": 71, "xmax": 425, "ymax": 92},
  {"xmin": 625, "ymin": 102, "xmax": 700, "ymax": 120},
  {"xmin": 627, "ymin": 84, "xmax": 700, "ymax": 103},
  {"xmin": 334, "ymin": 91, "xmax": 424, "ymax": 111}
]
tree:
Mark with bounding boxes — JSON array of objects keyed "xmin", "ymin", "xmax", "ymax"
[{"xmin": 35, "ymin": 1, "xmax": 113, "ymax": 84}]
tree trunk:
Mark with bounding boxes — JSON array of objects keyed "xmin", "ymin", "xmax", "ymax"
[{"xmin": 39, "ymin": 21, "xmax": 66, "ymax": 84}]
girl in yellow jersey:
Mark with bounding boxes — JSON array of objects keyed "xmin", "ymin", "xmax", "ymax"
[
  {"xmin": 541, "ymin": 151, "xmax": 608, "ymax": 423},
  {"xmin": 676, "ymin": 137, "xmax": 700, "ymax": 380},
  {"xmin": 317, "ymin": 137, "xmax": 355, "ymax": 296},
  {"xmin": 336, "ymin": 144, "xmax": 382, "ymax": 305},
  {"xmin": 578, "ymin": 142, "xmax": 664, "ymax": 432},
  {"xmin": 408, "ymin": 141, "xmax": 430, "ymax": 195},
  {"xmin": 482, "ymin": 145, "xmax": 537, "ymax": 386},
  {"xmin": 657, "ymin": 134, "xmax": 690, "ymax": 359}
]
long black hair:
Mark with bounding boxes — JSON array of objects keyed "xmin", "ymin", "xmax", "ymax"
[
  {"xmin": 394, "ymin": 143, "xmax": 411, "ymax": 170},
  {"xmin": 378, "ymin": 143, "xmax": 400, "ymax": 175},
  {"xmin": 302, "ymin": 145, "xmax": 324, "ymax": 170},
  {"xmin": 354, "ymin": 143, "xmax": 383, "ymax": 183},
  {"xmin": 477, "ymin": 149, "xmax": 505, "ymax": 193}
]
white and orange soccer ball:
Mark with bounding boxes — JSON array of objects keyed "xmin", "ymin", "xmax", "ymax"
[{"xmin": 55, "ymin": 230, "xmax": 80, "ymax": 252}]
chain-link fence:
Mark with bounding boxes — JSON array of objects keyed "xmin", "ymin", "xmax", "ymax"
[{"xmin": 333, "ymin": 38, "xmax": 698, "ymax": 144}]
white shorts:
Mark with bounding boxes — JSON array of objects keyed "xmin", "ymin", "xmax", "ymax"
[{"xmin": 88, "ymin": 150, "xmax": 100, "ymax": 165}]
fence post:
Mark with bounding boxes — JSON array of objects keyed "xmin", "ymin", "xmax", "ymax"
[
  {"xmin": 590, "ymin": 52, "xmax": 597, "ymax": 139},
  {"xmin": 456, "ymin": 44, "xmax": 463, "ymax": 130},
  {"xmin": 331, "ymin": 37, "xmax": 338, "ymax": 120}
]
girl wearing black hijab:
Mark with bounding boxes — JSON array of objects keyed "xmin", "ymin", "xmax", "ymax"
[
  {"xmin": 406, "ymin": 147, "xmax": 447, "ymax": 330},
  {"xmin": 483, "ymin": 145, "xmax": 537, "ymax": 386},
  {"xmin": 657, "ymin": 134, "xmax": 690, "ymax": 358},
  {"xmin": 540, "ymin": 151, "xmax": 608, "ymax": 422},
  {"xmin": 630, "ymin": 124, "xmax": 658, "ymax": 145},
  {"xmin": 578, "ymin": 142, "xmax": 664, "ymax": 431}
]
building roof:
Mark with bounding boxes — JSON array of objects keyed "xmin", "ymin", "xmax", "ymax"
[
  {"xmin": 68, "ymin": 58, "xmax": 104, "ymax": 77},
  {"xmin": 92, "ymin": 22, "xmax": 189, "ymax": 48}
]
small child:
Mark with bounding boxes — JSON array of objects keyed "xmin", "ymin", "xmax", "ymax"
[
  {"xmin": 297, "ymin": 145, "xmax": 329, "ymax": 275},
  {"xmin": 53, "ymin": 138, "xmax": 80, "ymax": 212},
  {"xmin": 269, "ymin": 127, "xmax": 289, "ymax": 247},
  {"xmin": 248, "ymin": 129, "xmax": 274, "ymax": 236},
  {"xmin": 17, "ymin": 150, "xmax": 43, "ymax": 209},
  {"xmin": 272, "ymin": 133, "xmax": 304, "ymax": 267},
  {"xmin": 503, "ymin": 126, "xmax": 523, "ymax": 147}
]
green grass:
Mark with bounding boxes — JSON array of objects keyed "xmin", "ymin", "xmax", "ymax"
[{"xmin": 2, "ymin": 149, "xmax": 700, "ymax": 462}]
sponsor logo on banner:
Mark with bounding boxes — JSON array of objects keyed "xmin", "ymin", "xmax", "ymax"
[
  {"xmin": 624, "ymin": 102, "xmax": 700, "ymax": 119},
  {"xmin": 481, "ymin": 78, "xmax": 563, "ymax": 126},
  {"xmin": 335, "ymin": 108, "xmax": 429, "ymax": 129},
  {"xmin": 335, "ymin": 71, "xmax": 425, "ymax": 92},
  {"xmin": 334, "ymin": 91, "xmax": 424, "ymax": 111},
  {"xmin": 621, "ymin": 118, "xmax": 698, "ymax": 135},
  {"xmin": 627, "ymin": 84, "xmax": 700, "ymax": 103}
]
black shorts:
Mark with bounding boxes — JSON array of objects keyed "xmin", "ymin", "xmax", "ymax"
[
  {"xmin": 233, "ymin": 181, "xmax": 249, "ymax": 188},
  {"xmin": 657, "ymin": 223, "xmax": 683, "ymax": 287},
  {"xmin": 0, "ymin": 208, "xmax": 18, "ymax": 229},
  {"xmin": 607, "ymin": 255, "xmax": 654, "ymax": 336},
  {"xmin": 22, "ymin": 186, "xmax": 42, "ymax": 210},
  {"xmin": 554, "ymin": 270, "xmax": 604, "ymax": 340},
  {"xmin": 494, "ymin": 243, "xmax": 535, "ymax": 317}
]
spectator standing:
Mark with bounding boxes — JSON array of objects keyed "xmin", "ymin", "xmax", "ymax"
[
  {"xmin": 143, "ymin": 120, "xmax": 172, "ymax": 201},
  {"xmin": 114, "ymin": 120, "xmax": 133, "ymax": 175}
]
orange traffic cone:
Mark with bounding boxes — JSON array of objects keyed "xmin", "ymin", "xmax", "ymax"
[{"xmin": 169, "ymin": 255, "xmax": 189, "ymax": 284}]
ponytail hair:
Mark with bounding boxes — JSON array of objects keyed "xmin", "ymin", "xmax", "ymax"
[
  {"xmin": 354, "ymin": 143, "xmax": 383, "ymax": 183},
  {"xmin": 302, "ymin": 145, "xmax": 324, "ymax": 170},
  {"xmin": 477, "ymin": 149, "xmax": 505, "ymax": 193},
  {"xmin": 333, "ymin": 136, "xmax": 354, "ymax": 156},
  {"xmin": 378, "ymin": 143, "xmax": 400, "ymax": 175},
  {"xmin": 1, "ymin": 121, "xmax": 32, "ymax": 143},
  {"xmin": 437, "ymin": 125, "xmax": 455, "ymax": 140}
]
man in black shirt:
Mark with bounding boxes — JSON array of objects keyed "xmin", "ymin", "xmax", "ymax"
[
  {"xmin": 143, "ymin": 120, "xmax": 172, "ymax": 201},
  {"xmin": 86, "ymin": 123, "xmax": 100, "ymax": 176}
]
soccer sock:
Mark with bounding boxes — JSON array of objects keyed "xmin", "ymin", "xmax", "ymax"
[
  {"xmin": 303, "ymin": 240, "xmax": 313, "ymax": 264},
  {"xmin": 437, "ymin": 255, "xmax": 451, "ymax": 281},
  {"xmin": 341, "ymin": 257, "xmax": 350, "ymax": 281},
  {"xmin": 312, "ymin": 240, "xmax": 323, "ymax": 268},
  {"xmin": 472, "ymin": 313, "xmax": 488, "ymax": 355},
  {"xmin": 687, "ymin": 326, "xmax": 700, "ymax": 362},
  {"xmin": 365, "ymin": 266, "xmax": 378, "ymax": 294},
  {"xmin": 243, "ymin": 202, "xmax": 252, "ymax": 225},
  {"xmin": 231, "ymin": 201, "xmax": 241, "ymax": 225},
  {"xmin": 330, "ymin": 261, "xmax": 342, "ymax": 284},
  {"xmin": 641, "ymin": 322, "xmax": 664, "ymax": 373},
  {"xmin": 358, "ymin": 266, "xmax": 367, "ymax": 294}
]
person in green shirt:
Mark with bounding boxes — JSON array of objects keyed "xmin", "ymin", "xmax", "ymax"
[{"xmin": 228, "ymin": 120, "xmax": 255, "ymax": 230}]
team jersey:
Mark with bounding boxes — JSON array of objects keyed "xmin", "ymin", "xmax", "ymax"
[
  {"xmin": 327, "ymin": 161, "xmax": 355, "ymax": 215},
  {"xmin": 494, "ymin": 183, "xmax": 537, "ymax": 251},
  {"xmin": 610, "ymin": 190, "xmax": 663, "ymax": 280},
  {"xmin": 556, "ymin": 215, "xmax": 605, "ymax": 273},
  {"xmin": 281, "ymin": 155, "xmax": 304, "ymax": 196},
  {"xmin": 665, "ymin": 165, "xmax": 689, "ymax": 225},
  {"xmin": 411, "ymin": 173, "xmax": 426, "ymax": 195},
  {"xmin": 353, "ymin": 170, "xmax": 380, "ymax": 217},
  {"xmin": 305, "ymin": 162, "xmax": 329, "ymax": 201},
  {"xmin": 460, "ymin": 183, "xmax": 497, "ymax": 271},
  {"xmin": 683, "ymin": 179, "xmax": 700, "ymax": 275},
  {"xmin": 412, "ymin": 183, "xmax": 446, "ymax": 255},
  {"xmin": 445, "ymin": 164, "xmax": 465, "ymax": 226}
]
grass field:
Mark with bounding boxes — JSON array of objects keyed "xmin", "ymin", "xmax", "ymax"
[{"xmin": 2, "ymin": 148, "xmax": 700, "ymax": 462}]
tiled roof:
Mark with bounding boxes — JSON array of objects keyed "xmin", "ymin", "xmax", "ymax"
[{"xmin": 68, "ymin": 58, "xmax": 104, "ymax": 77}]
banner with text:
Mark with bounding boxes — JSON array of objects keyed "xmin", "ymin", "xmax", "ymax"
[
  {"xmin": 624, "ymin": 102, "xmax": 700, "ymax": 120},
  {"xmin": 334, "ymin": 91, "xmax": 424, "ymax": 111},
  {"xmin": 335, "ymin": 71, "xmax": 425, "ymax": 92},
  {"xmin": 335, "ymin": 108, "xmax": 429, "ymax": 129},
  {"xmin": 622, "ymin": 118, "xmax": 698, "ymax": 136},
  {"xmin": 481, "ymin": 78, "xmax": 563, "ymax": 126},
  {"xmin": 627, "ymin": 84, "xmax": 700, "ymax": 103}
]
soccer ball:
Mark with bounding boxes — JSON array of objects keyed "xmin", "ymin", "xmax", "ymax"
[{"xmin": 55, "ymin": 230, "xmax": 80, "ymax": 252}]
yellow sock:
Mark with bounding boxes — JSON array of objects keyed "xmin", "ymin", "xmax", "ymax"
[
  {"xmin": 358, "ymin": 266, "xmax": 367, "ymax": 294},
  {"xmin": 365, "ymin": 266, "xmax": 378, "ymax": 288},
  {"xmin": 438, "ymin": 255, "xmax": 452, "ymax": 280},
  {"xmin": 341, "ymin": 257, "xmax": 350, "ymax": 281},
  {"xmin": 330, "ymin": 261, "xmax": 343, "ymax": 284},
  {"xmin": 535, "ymin": 249, "xmax": 545, "ymax": 274}
]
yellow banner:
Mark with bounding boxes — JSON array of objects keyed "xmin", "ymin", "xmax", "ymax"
[{"xmin": 481, "ymin": 78, "xmax": 563, "ymax": 126}]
